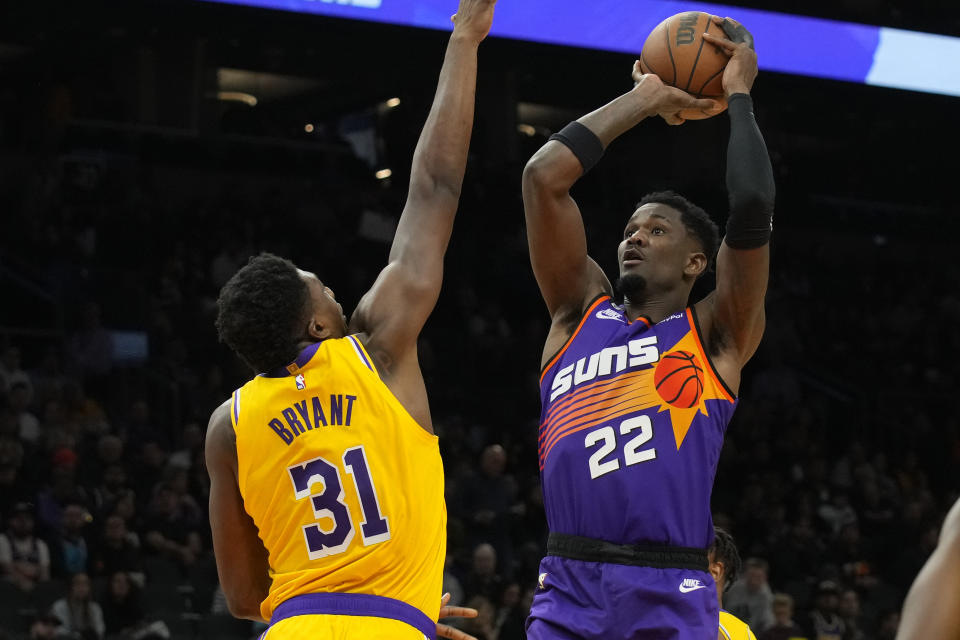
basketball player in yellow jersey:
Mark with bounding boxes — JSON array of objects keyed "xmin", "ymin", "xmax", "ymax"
[
  {"xmin": 897, "ymin": 497, "xmax": 960, "ymax": 640},
  {"xmin": 204, "ymin": 1, "xmax": 497, "ymax": 638},
  {"xmin": 708, "ymin": 528, "xmax": 758, "ymax": 640}
]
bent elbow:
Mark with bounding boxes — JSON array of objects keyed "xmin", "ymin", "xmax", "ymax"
[
  {"xmin": 522, "ymin": 153, "xmax": 552, "ymax": 190},
  {"xmin": 224, "ymin": 590, "xmax": 264, "ymax": 621}
]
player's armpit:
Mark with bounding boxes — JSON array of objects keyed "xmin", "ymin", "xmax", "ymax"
[{"xmin": 205, "ymin": 403, "xmax": 271, "ymax": 623}]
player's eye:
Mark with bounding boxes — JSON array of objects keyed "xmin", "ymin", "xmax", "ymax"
[
  {"xmin": 652, "ymin": 227, "xmax": 665, "ymax": 235},
  {"xmin": 624, "ymin": 229, "xmax": 634, "ymax": 239}
]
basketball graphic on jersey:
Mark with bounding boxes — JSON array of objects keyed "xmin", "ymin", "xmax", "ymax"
[{"xmin": 654, "ymin": 350, "xmax": 704, "ymax": 408}]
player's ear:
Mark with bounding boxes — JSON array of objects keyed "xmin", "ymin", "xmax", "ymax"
[
  {"xmin": 709, "ymin": 560, "xmax": 724, "ymax": 585},
  {"xmin": 306, "ymin": 316, "xmax": 333, "ymax": 341},
  {"xmin": 685, "ymin": 251, "xmax": 708, "ymax": 278}
]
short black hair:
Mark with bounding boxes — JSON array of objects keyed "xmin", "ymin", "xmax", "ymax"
[
  {"xmin": 216, "ymin": 253, "xmax": 310, "ymax": 373},
  {"xmin": 710, "ymin": 527, "xmax": 742, "ymax": 592},
  {"xmin": 636, "ymin": 191, "xmax": 720, "ymax": 275}
]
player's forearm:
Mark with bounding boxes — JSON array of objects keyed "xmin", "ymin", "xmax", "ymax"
[
  {"xmin": 407, "ymin": 34, "xmax": 480, "ymax": 205},
  {"xmin": 525, "ymin": 86, "xmax": 653, "ymax": 195},
  {"xmin": 577, "ymin": 86, "xmax": 654, "ymax": 148},
  {"xmin": 724, "ymin": 94, "xmax": 775, "ymax": 248}
]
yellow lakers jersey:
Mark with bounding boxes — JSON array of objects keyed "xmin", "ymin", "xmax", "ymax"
[
  {"xmin": 720, "ymin": 610, "xmax": 758, "ymax": 640},
  {"xmin": 231, "ymin": 335, "xmax": 446, "ymax": 624}
]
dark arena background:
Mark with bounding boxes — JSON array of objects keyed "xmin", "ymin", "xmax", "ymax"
[{"xmin": 0, "ymin": 1, "xmax": 958, "ymax": 638}]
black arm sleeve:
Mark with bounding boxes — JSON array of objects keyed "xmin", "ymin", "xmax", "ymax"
[{"xmin": 724, "ymin": 93, "xmax": 775, "ymax": 249}]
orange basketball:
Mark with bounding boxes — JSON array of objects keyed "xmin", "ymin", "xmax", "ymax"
[
  {"xmin": 654, "ymin": 350, "xmax": 705, "ymax": 408},
  {"xmin": 639, "ymin": 11, "xmax": 729, "ymax": 120}
]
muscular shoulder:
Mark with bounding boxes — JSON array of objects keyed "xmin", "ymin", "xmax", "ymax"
[{"xmin": 206, "ymin": 400, "xmax": 237, "ymax": 472}]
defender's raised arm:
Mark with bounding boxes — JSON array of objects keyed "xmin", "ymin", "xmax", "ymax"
[{"xmin": 351, "ymin": 0, "xmax": 497, "ymax": 356}]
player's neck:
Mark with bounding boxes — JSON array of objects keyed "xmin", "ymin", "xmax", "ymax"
[{"xmin": 622, "ymin": 290, "xmax": 688, "ymax": 324}]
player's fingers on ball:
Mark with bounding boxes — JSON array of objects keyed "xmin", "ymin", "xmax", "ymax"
[
  {"xmin": 694, "ymin": 98, "xmax": 721, "ymax": 113},
  {"xmin": 661, "ymin": 113, "xmax": 684, "ymax": 126},
  {"xmin": 702, "ymin": 33, "xmax": 734, "ymax": 52}
]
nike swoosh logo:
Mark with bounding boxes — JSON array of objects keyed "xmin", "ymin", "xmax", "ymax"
[{"xmin": 678, "ymin": 584, "xmax": 708, "ymax": 593}]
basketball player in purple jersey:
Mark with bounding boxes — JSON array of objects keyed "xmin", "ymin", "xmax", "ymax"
[{"xmin": 521, "ymin": 18, "xmax": 773, "ymax": 639}]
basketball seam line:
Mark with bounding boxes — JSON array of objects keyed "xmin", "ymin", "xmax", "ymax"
[
  {"xmin": 665, "ymin": 25, "xmax": 677, "ymax": 86},
  {"xmin": 685, "ymin": 16, "xmax": 709, "ymax": 92},
  {"xmin": 697, "ymin": 66, "xmax": 725, "ymax": 97},
  {"xmin": 640, "ymin": 51, "xmax": 660, "ymax": 82}
]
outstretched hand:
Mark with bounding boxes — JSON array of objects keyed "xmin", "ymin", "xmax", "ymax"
[
  {"xmin": 631, "ymin": 67, "xmax": 724, "ymax": 126},
  {"xmin": 451, "ymin": 0, "xmax": 497, "ymax": 44},
  {"xmin": 436, "ymin": 592, "xmax": 479, "ymax": 640},
  {"xmin": 702, "ymin": 16, "xmax": 757, "ymax": 97}
]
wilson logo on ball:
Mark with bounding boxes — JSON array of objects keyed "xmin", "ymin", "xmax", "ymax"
[{"xmin": 653, "ymin": 350, "xmax": 704, "ymax": 408}]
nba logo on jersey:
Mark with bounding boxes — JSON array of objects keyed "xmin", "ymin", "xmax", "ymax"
[{"xmin": 295, "ymin": 374, "xmax": 306, "ymax": 390}]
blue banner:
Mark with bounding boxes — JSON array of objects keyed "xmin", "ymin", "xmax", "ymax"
[{"xmin": 201, "ymin": 0, "xmax": 960, "ymax": 97}]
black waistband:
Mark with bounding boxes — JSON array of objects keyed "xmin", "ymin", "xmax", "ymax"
[{"xmin": 547, "ymin": 532, "xmax": 709, "ymax": 571}]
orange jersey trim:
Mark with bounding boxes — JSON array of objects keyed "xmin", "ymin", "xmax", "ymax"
[
  {"xmin": 685, "ymin": 308, "xmax": 735, "ymax": 403},
  {"xmin": 539, "ymin": 296, "xmax": 610, "ymax": 386}
]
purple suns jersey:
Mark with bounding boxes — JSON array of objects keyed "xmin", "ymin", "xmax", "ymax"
[{"xmin": 538, "ymin": 295, "xmax": 738, "ymax": 549}]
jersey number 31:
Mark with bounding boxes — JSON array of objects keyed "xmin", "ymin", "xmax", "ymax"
[{"xmin": 287, "ymin": 446, "xmax": 390, "ymax": 559}]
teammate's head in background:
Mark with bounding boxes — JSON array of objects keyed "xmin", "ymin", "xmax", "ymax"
[
  {"xmin": 708, "ymin": 526, "xmax": 743, "ymax": 608},
  {"xmin": 216, "ymin": 252, "xmax": 348, "ymax": 373},
  {"xmin": 616, "ymin": 191, "xmax": 719, "ymax": 303}
]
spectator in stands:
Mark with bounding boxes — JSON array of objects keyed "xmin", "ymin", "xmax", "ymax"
[
  {"xmin": 100, "ymin": 571, "xmax": 145, "ymax": 638},
  {"xmin": 79, "ymin": 435, "xmax": 124, "ymax": 494},
  {"xmin": 803, "ymin": 580, "xmax": 846, "ymax": 640},
  {"xmin": 143, "ymin": 484, "xmax": 202, "ymax": 569},
  {"xmin": 50, "ymin": 572, "xmax": 105, "ymax": 639},
  {"xmin": 876, "ymin": 609, "xmax": 899, "ymax": 640},
  {"xmin": 459, "ymin": 444, "xmax": 520, "ymax": 571},
  {"xmin": 28, "ymin": 613, "xmax": 62, "ymax": 640},
  {"xmin": 462, "ymin": 543, "xmax": 504, "ymax": 604},
  {"xmin": 130, "ymin": 442, "xmax": 168, "ymax": 501},
  {"xmin": 724, "ymin": 557, "xmax": 776, "ymax": 632},
  {"xmin": 9, "ymin": 381, "xmax": 40, "ymax": 446},
  {"xmin": 460, "ymin": 595, "xmax": 497, "ymax": 640},
  {"xmin": 89, "ymin": 464, "xmax": 128, "ymax": 521},
  {"xmin": 89, "ymin": 514, "xmax": 143, "ymax": 586},
  {"xmin": 51, "ymin": 502, "xmax": 91, "ymax": 577},
  {"xmin": 758, "ymin": 593, "xmax": 804, "ymax": 640},
  {"xmin": 0, "ymin": 502, "xmax": 50, "ymax": 591},
  {"xmin": 818, "ymin": 491, "xmax": 858, "ymax": 535},
  {"xmin": 168, "ymin": 423, "xmax": 202, "ymax": 470},
  {"xmin": 442, "ymin": 553, "xmax": 465, "ymax": 607},
  {"xmin": 838, "ymin": 588, "xmax": 865, "ymax": 640},
  {"xmin": 0, "ymin": 345, "xmax": 32, "ymax": 396},
  {"xmin": 494, "ymin": 582, "xmax": 526, "ymax": 640}
]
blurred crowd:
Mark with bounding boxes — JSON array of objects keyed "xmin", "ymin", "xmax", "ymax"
[{"xmin": 0, "ymin": 96, "xmax": 957, "ymax": 640}]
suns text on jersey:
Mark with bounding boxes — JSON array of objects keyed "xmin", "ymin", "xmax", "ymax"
[
  {"xmin": 549, "ymin": 337, "xmax": 660, "ymax": 402},
  {"xmin": 268, "ymin": 394, "xmax": 357, "ymax": 445}
]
